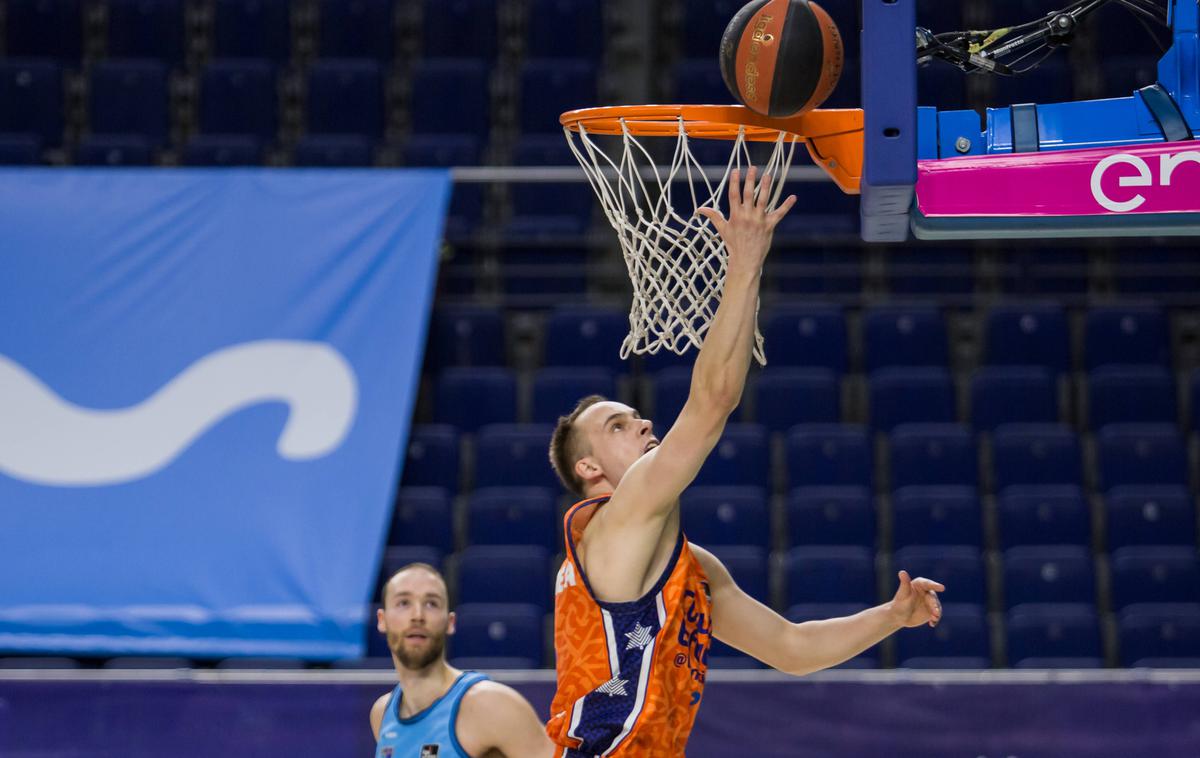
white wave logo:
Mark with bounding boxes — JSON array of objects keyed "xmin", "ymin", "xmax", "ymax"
[{"xmin": 0, "ymin": 341, "xmax": 358, "ymax": 487}]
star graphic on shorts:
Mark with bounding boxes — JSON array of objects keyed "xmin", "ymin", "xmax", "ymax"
[
  {"xmin": 624, "ymin": 622, "xmax": 653, "ymax": 651},
  {"xmin": 596, "ymin": 676, "xmax": 629, "ymax": 697}
]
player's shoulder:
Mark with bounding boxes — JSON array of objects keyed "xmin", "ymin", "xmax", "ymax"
[
  {"xmin": 457, "ymin": 677, "xmax": 523, "ymax": 717},
  {"xmin": 369, "ymin": 688, "xmax": 393, "ymax": 739}
]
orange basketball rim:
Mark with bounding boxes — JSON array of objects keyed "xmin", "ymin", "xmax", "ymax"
[{"xmin": 560, "ymin": 104, "xmax": 864, "ymax": 194}]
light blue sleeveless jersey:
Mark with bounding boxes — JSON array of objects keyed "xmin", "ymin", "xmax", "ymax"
[{"xmin": 375, "ymin": 671, "xmax": 489, "ymax": 758}]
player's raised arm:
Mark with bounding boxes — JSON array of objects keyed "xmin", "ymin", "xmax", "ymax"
[
  {"xmin": 692, "ymin": 545, "xmax": 945, "ymax": 676},
  {"xmin": 607, "ymin": 167, "xmax": 796, "ymax": 521}
]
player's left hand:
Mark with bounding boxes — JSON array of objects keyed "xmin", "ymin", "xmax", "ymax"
[{"xmin": 888, "ymin": 570, "xmax": 945, "ymax": 628}]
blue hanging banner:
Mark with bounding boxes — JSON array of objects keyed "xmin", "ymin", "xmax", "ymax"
[{"xmin": 0, "ymin": 169, "xmax": 449, "ymax": 659}]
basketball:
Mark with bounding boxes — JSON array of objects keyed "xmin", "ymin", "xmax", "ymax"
[{"xmin": 719, "ymin": 0, "xmax": 844, "ymax": 117}]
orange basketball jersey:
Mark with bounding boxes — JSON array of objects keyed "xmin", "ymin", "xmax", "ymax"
[{"xmin": 547, "ymin": 495, "xmax": 713, "ymax": 757}]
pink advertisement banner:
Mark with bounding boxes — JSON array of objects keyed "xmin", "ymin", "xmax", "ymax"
[{"xmin": 916, "ymin": 141, "xmax": 1200, "ymax": 218}]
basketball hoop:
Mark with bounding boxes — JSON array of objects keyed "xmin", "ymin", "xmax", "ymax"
[{"xmin": 560, "ymin": 104, "xmax": 863, "ymax": 365}]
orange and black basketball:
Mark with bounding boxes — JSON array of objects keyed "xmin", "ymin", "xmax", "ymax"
[{"xmin": 719, "ymin": 0, "xmax": 844, "ymax": 117}]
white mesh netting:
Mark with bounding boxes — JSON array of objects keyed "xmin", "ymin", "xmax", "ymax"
[{"xmin": 564, "ymin": 117, "xmax": 800, "ymax": 366}]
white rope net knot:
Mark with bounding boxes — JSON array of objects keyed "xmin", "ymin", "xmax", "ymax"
[{"xmin": 564, "ymin": 117, "xmax": 799, "ymax": 366}]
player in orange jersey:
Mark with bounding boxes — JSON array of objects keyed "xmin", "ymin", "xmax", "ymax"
[{"xmin": 545, "ymin": 167, "xmax": 946, "ymax": 757}]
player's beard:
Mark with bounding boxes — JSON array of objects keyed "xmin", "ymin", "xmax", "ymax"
[{"xmin": 390, "ymin": 627, "xmax": 447, "ymax": 671}]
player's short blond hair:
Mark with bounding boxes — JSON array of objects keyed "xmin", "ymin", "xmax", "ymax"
[
  {"xmin": 549, "ymin": 395, "xmax": 607, "ymax": 497},
  {"xmin": 381, "ymin": 562, "xmax": 447, "ymax": 606}
]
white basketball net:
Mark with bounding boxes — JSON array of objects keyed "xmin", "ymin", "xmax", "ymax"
[{"xmin": 564, "ymin": 118, "xmax": 800, "ymax": 366}]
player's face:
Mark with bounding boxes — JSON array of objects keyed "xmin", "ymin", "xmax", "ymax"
[
  {"xmin": 576, "ymin": 401, "xmax": 658, "ymax": 487},
  {"xmin": 378, "ymin": 568, "xmax": 455, "ymax": 671}
]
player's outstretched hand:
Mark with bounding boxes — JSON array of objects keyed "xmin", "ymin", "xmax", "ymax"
[
  {"xmin": 889, "ymin": 570, "xmax": 945, "ymax": 628},
  {"xmin": 696, "ymin": 166, "xmax": 797, "ymax": 274}
]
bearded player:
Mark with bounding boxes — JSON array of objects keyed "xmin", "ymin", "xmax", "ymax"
[
  {"xmin": 546, "ymin": 168, "xmax": 946, "ymax": 756},
  {"xmin": 370, "ymin": 563, "xmax": 555, "ymax": 758}
]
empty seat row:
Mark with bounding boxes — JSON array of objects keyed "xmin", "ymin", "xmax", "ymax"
[
  {"xmin": 428, "ymin": 303, "xmax": 1177, "ymax": 375},
  {"xmin": 404, "ymin": 421, "xmax": 1194, "ymax": 494},
  {"xmin": 391, "ymin": 481, "xmax": 1199, "ymax": 554},
  {"xmin": 2, "ymin": 0, "xmax": 606, "ymax": 64}
]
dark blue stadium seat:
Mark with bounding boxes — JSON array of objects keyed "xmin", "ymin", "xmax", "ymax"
[
  {"xmin": 773, "ymin": 180, "xmax": 859, "ymax": 237},
  {"xmin": 543, "ymin": 306, "xmax": 628, "ymax": 372},
  {"xmin": 434, "ymin": 368, "xmax": 518, "ymax": 432},
  {"xmin": 466, "ymin": 487, "xmax": 558, "ymax": 550},
  {"xmin": 991, "ymin": 424, "xmax": 1083, "ymax": 491},
  {"xmin": 474, "ymin": 424, "xmax": 558, "ymax": 490},
  {"xmin": 785, "ymin": 424, "xmax": 872, "ymax": 490},
  {"xmin": 1096, "ymin": 424, "xmax": 1188, "ymax": 490},
  {"xmin": 502, "ymin": 249, "xmax": 589, "ymax": 306},
  {"xmin": 771, "ymin": 246, "xmax": 864, "ymax": 296},
  {"xmin": 400, "ymin": 424, "xmax": 460, "ymax": 491},
  {"xmin": 1006, "ymin": 604, "xmax": 1102, "ymax": 667},
  {"xmin": 682, "ymin": 487, "xmax": 769, "ymax": 547},
  {"xmin": 1114, "ymin": 247, "xmax": 1200, "ymax": 295},
  {"xmin": 983, "ymin": 302, "xmax": 1071, "ymax": 375},
  {"xmin": 1084, "ymin": 305, "xmax": 1170, "ymax": 370},
  {"xmin": 641, "ymin": 347, "xmax": 695, "ymax": 376},
  {"xmin": 5, "ymin": 0, "xmax": 82, "ymax": 60},
  {"xmin": 899, "ymin": 656, "xmax": 991, "ymax": 669},
  {"xmin": 753, "ymin": 368, "xmax": 840, "ymax": 431},
  {"xmin": 450, "ymin": 604, "xmax": 544, "ymax": 668},
  {"xmin": 1003, "ymin": 546, "xmax": 1096, "ymax": 609},
  {"xmin": 705, "ymin": 641, "xmax": 766, "ymax": 670},
  {"xmin": 427, "ymin": 305, "xmax": 506, "ymax": 370},
  {"xmin": 107, "ymin": 0, "xmax": 185, "ymax": 63},
  {"xmin": 382, "ymin": 545, "xmax": 444, "ymax": 576},
  {"xmin": 886, "ymin": 248, "xmax": 975, "ymax": 296},
  {"xmin": 785, "ymin": 546, "xmax": 876, "ymax": 606},
  {"xmin": 0, "ymin": 60, "xmax": 64, "ymax": 146},
  {"xmin": 457, "ymin": 545, "xmax": 551, "ymax": 609},
  {"xmin": 422, "ymin": 0, "xmax": 498, "ymax": 59},
  {"xmin": 182, "ymin": 136, "xmax": 263, "ymax": 166},
  {"xmin": 213, "ymin": 0, "xmax": 291, "ymax": 61},
  {"xmin": 389, "ymin": 487, "xmax": 453, "ymax": 552},
  {"xmin": 306, "ymin": 60, "xmax": 384, "ymax": 138},
  {"xmin": 869, "ymin": 368, "xmax": 956, "ymax": 431},
  {"xmin": 1001, "ymin": 247, "xmax": 1090, "ymax": 296},
  {"xmin": 520, "ymin": 59, "xmax": 597, "ymax": 134},
  {"xmin": 1013, "ymin": 657, "xmax": 1104, "ymax": 669},
  {"xmin": 74, "ymin": 135, "xmax": 152, "ymax": 166},
  {"xmin": 785, "ymin": 603, "xmax": 879, "ymax": 667},
  {"xmin": 761, "ymin": 304, "xmax": 847, "ymax": 373},
  {"xmin": 863, "ymin": 305, "xmax": 948, "ymax": 371},
  {"xmin": 409, "ymin": 60, "xmax": 490, "ymax": 138},
  {"xmin": 531, "ymin": 368, "xmax": 616, "ymax": 424},
  {"xmin": 89, "ymin": 61, "xmax": 168, "ymax": 144},
  {"xmin": 403, "ymin": 134, "xmax": 482, "ymax": 167},
  {"xmin": 1111, "ymin": 547, "xmax": 1200, "ymax": 610},
  {"xmin": 893, "ymin": 546, "xmax": 986, "ymax": 605},
  {"xmin": 889, "ymin": 424, "xmax": 978, "ymax": 489},
  {"xmin": 0, "ymin": 134, "xmax": 41, "ymax": 164},
  {"xmin": 896, "ymin": 604, "xmax": 990, "ymax": 666},
  {"xmin": 1105, "ymin": 486, "xmax": 1197, "ymax": 550},
  {"xmin": 293, "ymin": 135, "xmax": 373, "ymax": 166},
  {"xmin": 199, "ymin": 60, "xmax": 277, "ymax": 140},
  {"xmin": 1118, "ymin": 604, "xmax": 1200, "ymax": 666},
  {"xmin": 526, "ymin": 0, "xmax": 603, "ymax": 60},
  {"xmin": 892, "ymin": 486, "xmax": 982, "ymax": 549},
  {"xmin": 692, "ymin": 424, "xmax": 770, "ymax": 487},
  {"xmin": 787, "ymin": 486, "xmax": 875, "ymax": 548},
  {"xmin": 680, "ymin": 0, "xmax": 753, "ymax": 58},
  {"xmin": 1088, "ymin": 365, "xmax": 1178, "ymax": 428},
  {"xmin": 507, "ymin": 183, "xmax": 594, "ymax": 237},
  {"xmin": 650, "ymin": 367, "xmax": 690, "ymax": 430},
  {"xmin": 970, "ymin": 367, "xmax": 1058, "ymax": 431},
  {"xmin": 364, "ymin": 604, "xmax": 392, "ymax": 659},
  {"xmin": 708, "ymin": 545, "xmax": 769, "ymax": 603},
  {"xmin": 318, "ymin": 0, "xmax": 394, "ymax": 60},
  {"xmin": 669, "ymin": 58, "xmax": 730, "ymax": 104},
  {"xmin": 997, "ymin": 485, "xmax": 1091, "ymax": 549}
]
